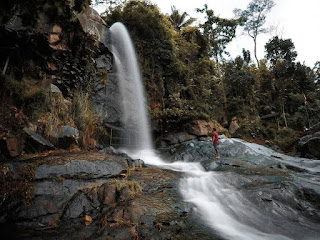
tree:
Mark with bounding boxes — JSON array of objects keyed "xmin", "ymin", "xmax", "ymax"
[
  {"xmin": 234, "ymin": 0, "xmax": 275, "ymax": 67},
  {"xmin": 197, "ymin": 4, "xmax": 243, "ymax": 118},
  {"xmin": 265, "ymin": 36, "xmax": 297, "ymax": 65},
  {"xmin": 168, "ymin": 6, "xmax": 196, "ymax": 32}
]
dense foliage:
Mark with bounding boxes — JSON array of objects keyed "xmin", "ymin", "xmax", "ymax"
[
  {"xmin": 104, "ymin": 1, "xmax": 222, "ymax": 130},
  {"xmin": 104, "ymin": 0, "xmax": 320, "ymax": 148}
]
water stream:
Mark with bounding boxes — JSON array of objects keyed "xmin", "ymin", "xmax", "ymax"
[{"xmin": 109, "ymin": 22, "xmax": 320, "ymax": 240}]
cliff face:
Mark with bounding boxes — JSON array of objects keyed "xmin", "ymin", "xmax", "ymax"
[{"xmin": 0, "ymin": 2, "xmax": 115, "ymax": 158}]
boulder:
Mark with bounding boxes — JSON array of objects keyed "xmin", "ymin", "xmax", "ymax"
[
  {"xmin": 50, "ymin": 84, "xmax": 62, "ymax": 94},
  {"xmin": 35, "ymin": 159, "xmax": 128, "ymax": 180},
  {"xmin": 188, "ymin": 120, "xmax": 225, "ymax": 137},
  {"xmin": 229, "ymin": 117, "xmax": 240, "ymax": 135},
  {"xmin": 76, "ymin": 7, "xmax": 107, "ymax": 43},
  {"xmin": 23, "ymin": 127, "xmax": 55, "ymax": 152},
  {"xmin": 298, "ymin": 131, "xmax": 320, "ymax": 159},
  {"xmin": 161, "ymin": 132, "xmax": 196, "ymax": 147},
  {"xmin": 49, "ymin": 126, "xmax": 79, "ymax": 149}
]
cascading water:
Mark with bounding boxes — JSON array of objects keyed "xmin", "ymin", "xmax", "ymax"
[
  {"xmin": 108, "ymin": 22, "xmax": 320, "ymax": 240},
  {"xmin": 109, "ymin": 22, "xmax": 152, "ymax": 150}
]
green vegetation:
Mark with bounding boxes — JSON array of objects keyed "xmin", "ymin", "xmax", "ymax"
[
  {"xmin": 0, "ymin": 0, "xmax": 319, "ymax": 154},
  {"xmin": 104, "ymin": 0, "xmax": 320, "ymax": 150}
]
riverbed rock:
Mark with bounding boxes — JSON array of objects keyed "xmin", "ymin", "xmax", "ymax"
[
  {"xmin": 35, "ymin": 159, "xmax": 127, "ymax": 180},
  {"xmin": 0, "ymin": 152, "xmax": 217, "ymax": 240}
]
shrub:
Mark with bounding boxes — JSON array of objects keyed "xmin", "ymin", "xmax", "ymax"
[
  {"xmin": 72, "ymin": 90, "xmax": 95, "ymax": 148},
  {"xmin": 274, "ymin": 127, "xmax": 299, "ymax": 150}
]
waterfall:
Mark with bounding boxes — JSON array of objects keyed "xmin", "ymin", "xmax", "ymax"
[
  {"xmin": 107, "ymin": 22, "xmax": 319, "ymax": 240},
  {"xmin": 109, "ymin": 22, "xmax": 152, "ymax": 150}
]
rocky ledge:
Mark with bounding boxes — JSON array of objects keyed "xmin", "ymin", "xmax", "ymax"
[{"xmin": 0, "ymin": 151, "xmax": 216, "ymax": 240}]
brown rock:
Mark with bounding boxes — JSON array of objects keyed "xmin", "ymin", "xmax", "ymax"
[
  {"xmin": 123, "ymin": 201, "xmax": 147, "ymax": 223},
  {"xmin": 110, "ymin": 209, "xmax": 124, "ymax": 222},
  {"xmin": 188, "ymin": 120, "xmax": 225, "ymax": 137},
  {"xmin": 119, "ymin": 186, "xmax": 133, "ymax": 202},
  {"xmin": 229, "ymin": 117, "xmax": 240, "ymax": 135},
  {"xmin": 6, "ymin": 138, "xmax": 21, "ymax": 157},
  {"xmin": 102, "ymin": 184, "xmax": 116, "ymax": 205},
  {"xmin": 76, "ymin": 8, "xmax": 106, "ymax": 42}
]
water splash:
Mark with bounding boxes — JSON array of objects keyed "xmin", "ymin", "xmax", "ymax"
[{"xmin": 109, "ymin": 22, "xmax": 152, "ymax": 150}]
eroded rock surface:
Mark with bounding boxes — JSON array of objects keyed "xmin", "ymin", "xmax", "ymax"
[{"xmin": 0, "ymin": 151, "xmax": 216, "ymax": 240}]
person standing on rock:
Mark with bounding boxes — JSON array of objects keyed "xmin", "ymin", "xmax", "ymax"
[{"xmin": 212, "ymin": 128, "xmax": 220, "ymax": 159}]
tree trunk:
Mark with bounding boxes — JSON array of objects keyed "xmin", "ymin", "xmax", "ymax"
[
  {"xmin": 253, "ymin": 37, "xmax": 259, "ymax": 68},
  {"xmin": 282, "ymin": 102, "xmax": 287, "ymax": 128}
]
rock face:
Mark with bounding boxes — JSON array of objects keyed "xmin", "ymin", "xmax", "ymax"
[
  {"xmin": 298, "ymin": 131, "xmax": 320, "ymax": 159},
  {"xmin": 76, "ymin": 7, "xmax": 107, "ymax": 43},
  {"xmin": 35, "ymin": 159, "xmax": 127, "ymax": 180},
  {"xmin": 0, "ymin": 152, "xmax": 216, "ymax": 240}
]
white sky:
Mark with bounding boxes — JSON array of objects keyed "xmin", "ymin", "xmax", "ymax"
[{"xmin": 95, "ymin": 0, "xmax": 320, "ymax": 67}]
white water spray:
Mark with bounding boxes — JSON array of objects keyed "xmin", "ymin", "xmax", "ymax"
[
  {"xmin": 110, "ymin": 22, "xmax": 152, "ymax": 150},
  {"xmin": 108, "ymin": 22, "xmax": 318, "ymax": 240}
]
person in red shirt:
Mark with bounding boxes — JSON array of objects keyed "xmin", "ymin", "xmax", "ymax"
[{"xmin": 212, "ymin": 128, "xmax": 220, "ymax": 159}]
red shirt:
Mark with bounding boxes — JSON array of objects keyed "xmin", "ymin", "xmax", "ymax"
[{"xmin": 212, "ymin": 131, "xmax": 219, "ymax": 144}]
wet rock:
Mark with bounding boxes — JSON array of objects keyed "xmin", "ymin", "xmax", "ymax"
[
  {"xmin": 95, "ymin": 55, "xmax": 112, "ymax": 70},
  {"xmin": 23, "ymin": 127, "xmax": 55, "ymax": 152},
  {"xmin": 35, "ymin": 159, "xmax": 128, "ymax": 180},
  {"xmin": 127, "ymin": 158, "xmax": 145, "ymax": 168},
  {"xmin": 49, "ymin": 126, "xmax": 79, "ymax": 149},
  {"xmin": 64, "ymin": 193, "xmax": 94, "ymax": 219}
]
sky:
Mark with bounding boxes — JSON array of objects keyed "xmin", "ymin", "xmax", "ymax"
[{"xmin": 95, "ymin": 0, "xmax": 320, "ymax": 67}]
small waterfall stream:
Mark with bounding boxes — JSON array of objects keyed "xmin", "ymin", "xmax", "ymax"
[{"xmin": 108, "ymin": 22, "xmax": 320, "ymax": 240}]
